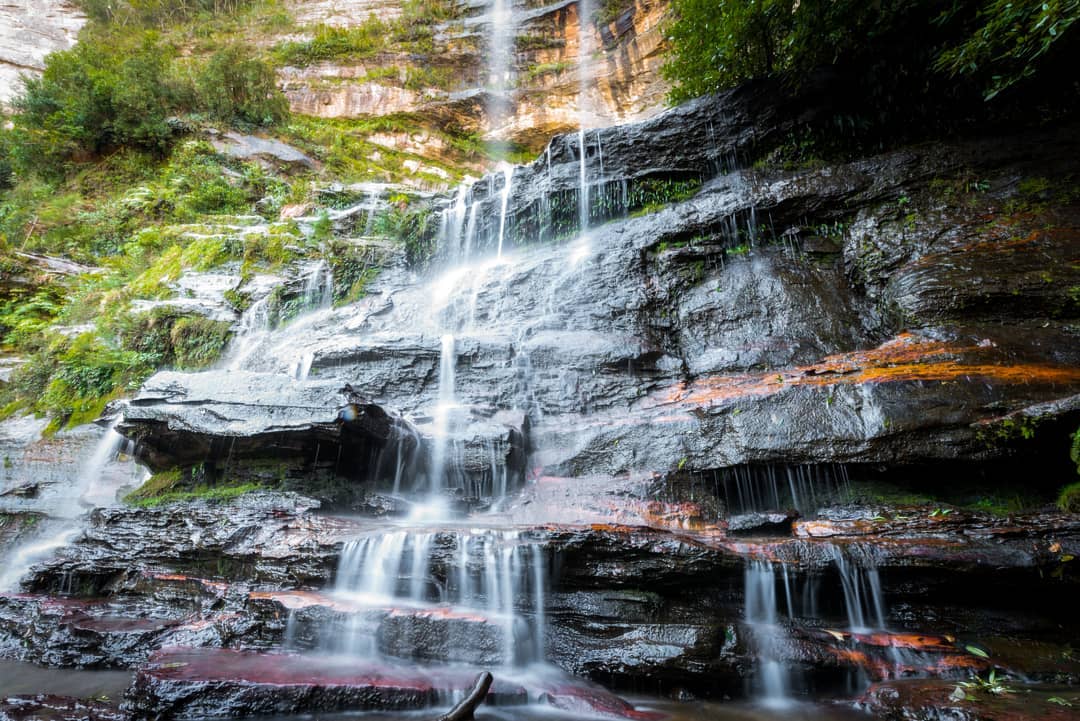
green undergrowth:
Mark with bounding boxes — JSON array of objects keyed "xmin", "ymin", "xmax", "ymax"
[
  {"xmin": 0, "ymin": 133, "xmax": 436, "ymax": 429},
  {"xmin": 273, "ymin": 0, "xmax": 461, "ymax": 67},
  {"xmin": 0, "ymin": 139, "xmax": 321, "ymax": 430},
  {"xmin": 0, "ymin": 0, "xmax": 492, "ymax": 434},
  {"xmin": 843, "ymin": 478, "xmax": 1051, "ymax": 517},
  {"xmin": 280, "ymin": 115, "xmax": 490, "ymax": 186},
  {"xmin": 127, "ymin": 480, "xmax": 264, "ymax": 507},
  {"xmin": 124, "ymin": 464, "xmax": 265, "ymax": 506},
  {"xmin": 1058, "ymin": 483, "xmax": 1080, "ymax": 513}
]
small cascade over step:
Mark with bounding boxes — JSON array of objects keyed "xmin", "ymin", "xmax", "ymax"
[
  {"xmin": 428, "ymin": 334, "xmax": 458, "ymax": 493},
  {"xmin": 326, "ymin": 527, "xmax": 547, "ymax": 668},
  {"xmin": 0, "ymin": 417, "xmax": 134, "ymax": 591},
  {"xmin": 829, "ymin": 545, "xmax": 887, "ymax": 634},
  {"xmin": 225, "ymin": 259, "xmax": 335, "ymax": 374},
  {"xmin": 741, "ymin": 542, "xmax": 958, "ymax": 704},
  {"xmin": 744, "ymin": 561, "xmax": 796, "ymax": 707}
]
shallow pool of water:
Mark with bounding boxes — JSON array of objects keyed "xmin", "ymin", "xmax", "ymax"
[
  {"xmin": 0, "ymin": 658, "xmax": 131, "ymax": 699},
  {"xmin": 0, "ymin": 659, "xmax": 870, "ymax": 721}
]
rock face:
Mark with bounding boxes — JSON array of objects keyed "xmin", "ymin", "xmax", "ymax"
[
  {"xmin": 6, "ymin": 70, "xmax": 1080, "ymax": 720},
  {"xmin": 208, "ymin": 131, "xmax": 317, "ymax": 171},
  {"xmin": 278, "ymin": 0, "xmax": 672, "ymax": 148},
  {"xmin": 162, "ymin": 80, "xmax": 1080, "ymax": 498},
  {"xmin": 0, "ymin": 0, "xmax": 85, "ymax": 105}
]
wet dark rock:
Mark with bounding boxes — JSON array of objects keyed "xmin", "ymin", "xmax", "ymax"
[
  {"xmin": 858, "ymin": 679, "xmax": 1080, "ymax": 721},
  {"xmin": 0, "ymin": 512, "xmax": 46, "ymax": 548},
  {"xmin": 122, "ymin": 647, "xmax": 528, "ymax": 719},
  {"xmin": 1, "ymin": 419, "xmax": 126, "ymax": 516},
  {"xmin": 118, "ymin": 371, "xmax": 527, "ymax": 506},
  {"xmin": 0, "ymin": 695, "xmax": 126, "ymax": 721},
  {"xmin": 20, "ymin": 492, "xmax": 347, "ymax": 593},
  {"xmin": 727, "ymin": 511, "xmax": 797, "ymax": 534},
  {"xmin": 247, "ymin": 590, "xmax": 508, "ymax": 666},
  {"xmin": 0, "ymin": 595, "xmax": 180, "ymax": 668},
  {"xmin": 118, "ymin": 371, "xmax": 402, "ymax": 472}
]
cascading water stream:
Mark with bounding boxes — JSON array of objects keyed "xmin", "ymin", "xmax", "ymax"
[
  {"xmin": 829, "ymin": 546, "xmax": 887, "ymax": 634},
  {"xmin": 577, "ymin": 0, "xmax": 595, "ymax": 235},
  {"xmin": 495, "ymin": 164, "xmax": 513, "ymax": 259},
  {"xmin": 744, "ymin": 561, "xmax": 794, "ymax": 707},
  {"xmin": 328, "ymin": 529, "xmax": 546, "ymax": 667},
  {"xmin": 428, "ymin": 334, "xmax": 457, "ymax": 493},
  {"xmin": 0, "ymin": 417, "xmax": 130, "ymax": 591},
  {"xmin": 225, "ymin": 293, "xmax": 272, "ymax": 371},
  {"xmin": 486, "ymin": 0, "xmax": 515, "ymax": 133}
]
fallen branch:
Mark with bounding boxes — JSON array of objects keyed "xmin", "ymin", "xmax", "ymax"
[{"xmin": 437, "ymin": 671, "xmax": 493, "ymax": 721}]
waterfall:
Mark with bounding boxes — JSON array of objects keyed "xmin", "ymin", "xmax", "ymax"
[
  {"xmin": 577, "ymin": 0, "xmax": 595, "ymax": 233},
  {"xmin": 428, "ymin": 334, "xmax": 457, "ymax": 492},
  {"xmin": 301, "ymin": 259, "xmax": 334, "ymax": 311},
  {"xmin": 827, "ymin": 546, "xmax": 887, "ymax": 633},
  {"xmin": 744, "ymin": 561, "xmax": 793, "ymax": 707},
  {"xmin": 578, "ymin": 128, "xmax": 589, "ymax": 232},
  {"xmin": 496, "ymin": 164, "xmax": 513, "ymax": 258},
  {"xmin": 330, "ymin": 529, "xmax": 546, "ymax": 667},
  {"xmin": 363, "ymin": 188, "xmax": 380, "ymax": 236},
  {"xmin": 292, "ymin": 352, "xmax": 315, "ymax": 382},
  {"xmin": 715, "ymin": 464, "xmax": 851, "ymax": 517},
  {"xmin": 0, "ymin": 418, "xmax": 128, "ymax": 591},
  {"xmin": 225, "ymin": 293, "xmax": 272, "ymax": 370},
  {"xmin": 442, "ymin": 184, "xmax": 471, "ymax": 264}
]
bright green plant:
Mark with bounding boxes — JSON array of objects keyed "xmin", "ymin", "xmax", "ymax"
[
  {"xmin": 170, "ymin": 316, "xmax": 232, "ymax": 368},
  {"xmin": 1058, "ymin": 482, "xmax": 1080, "ymax": 513},
  {"xmin": 10, "ymin": 32, "xmax": 182, "ymax": 172}
]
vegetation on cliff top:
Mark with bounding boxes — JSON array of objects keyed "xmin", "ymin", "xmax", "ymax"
[{"xmin": 663, "ymin": 1, "xmax": 1079, "ymax": 113}]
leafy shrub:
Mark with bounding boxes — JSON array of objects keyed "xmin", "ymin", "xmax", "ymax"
[
  {"xmin": 373, "ymin": 200, "xmax": 437, "ymax": 266},
  {"xmin": 38, "ymin": 333, "xmax": 157, "ymax": 428},
  {"xmin": 0, "ymin": 128, "xmax": 13, "ymax": 190},
  {"xmin": 936, "ymin": 0, "xmax": 1080, "ymax": 99},
  {"xmin": 0, "ymin": 286, "xmax": 65, "ymax": 347},
  {"xmin": 11, "ymin": 32, "xmax": 182, "ymax": 172},
  {"xmin": 79, "ymin": 0, "xmax": 254, "ymax": 29},
  {"xmin": 8, "ymin": 28, "xmax": 287, "ymax": 178},
  {"xmin": 196, "ymin": 44, "xmax": 288, "ymax": 127},
  {"xmin": 275, "ymin": 18, "xmax": 389, "ymax": 65}
]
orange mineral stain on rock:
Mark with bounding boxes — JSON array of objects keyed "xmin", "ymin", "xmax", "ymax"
[{"xmin": 647, "ymin": 332, "xmax": 1080, "ymax": 409}]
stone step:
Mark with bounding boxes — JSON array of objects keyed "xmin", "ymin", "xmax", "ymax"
[
  {"xmin": 249, "ymin": 589, "xmax": 516, "ymax": 665},
  {"xmin": 124, "ymin": 647, "xmax": 529, "ymax": 718},
  {"xmin": 123, "ymin": 646, "xmax": 662, "ymax": 720}
]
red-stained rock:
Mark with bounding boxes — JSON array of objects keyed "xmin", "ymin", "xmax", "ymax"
[{"xmin": 123, "ymin": 647, "xmax": 528, "ymax": 719}]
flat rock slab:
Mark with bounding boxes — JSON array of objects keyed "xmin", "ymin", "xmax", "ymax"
[
  {"xmin": 209, "ymin": 131, "xmax": 316, "ymax": 170},
  {"xmin": 124, "ymin": 647, "xmax": 528, "ymax": 718},
  {"xmin": 118, "ymin": 371, "xmax": 404, "ymax": 471}
]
